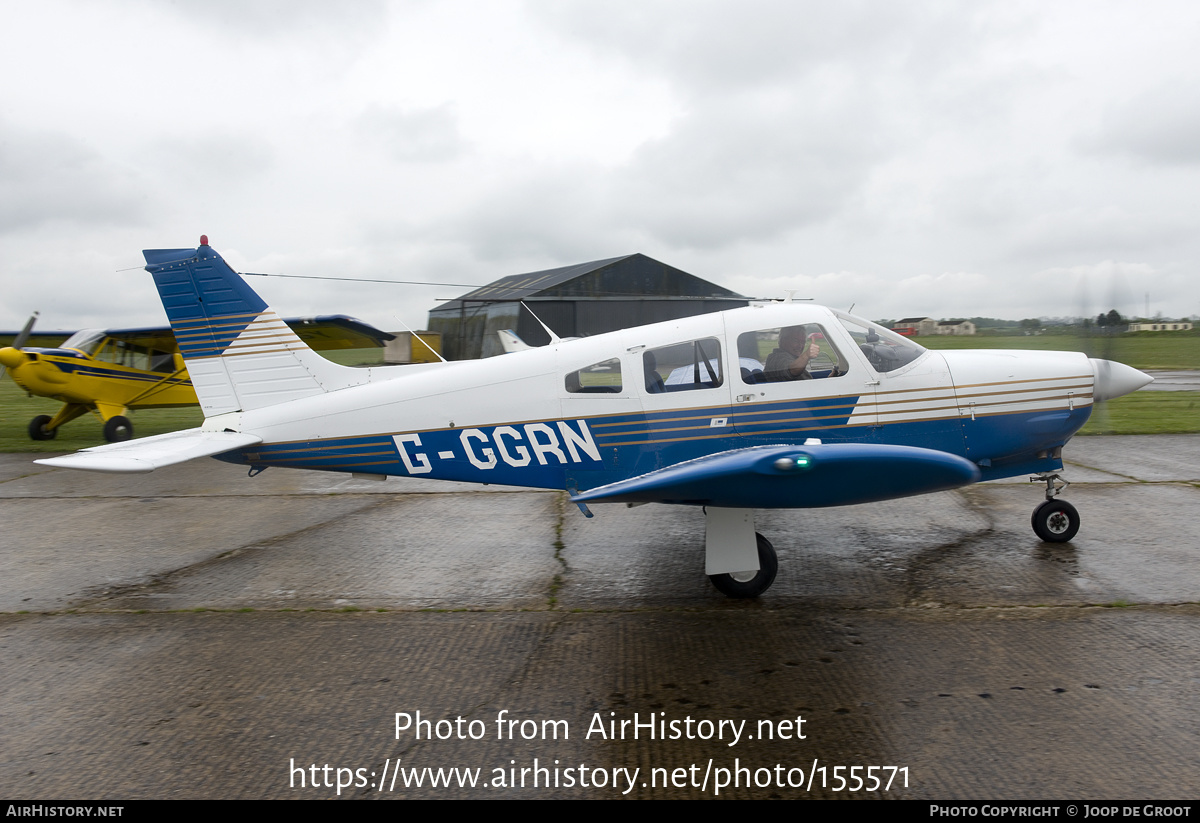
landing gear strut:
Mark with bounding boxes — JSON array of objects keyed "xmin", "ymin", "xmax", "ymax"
[
  {"xmin": 1029, "ymin": 472, "xmax": 1079, "ymax": 543},
  {"xmin": 704, "ymin": 507, "xmax": 778, "ymax": 598}
]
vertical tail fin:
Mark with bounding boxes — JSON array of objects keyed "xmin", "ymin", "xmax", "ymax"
[{"xmin": 144, "ymin": 236, "xmax": 367, "ymax": 416}]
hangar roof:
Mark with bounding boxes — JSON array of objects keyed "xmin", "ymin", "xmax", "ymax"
[{"xmin": 434, "ymin": 253, "xmax": 744, "ymax": 311}]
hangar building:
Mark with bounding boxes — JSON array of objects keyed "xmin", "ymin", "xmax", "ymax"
[{"xmin": 427, "ymin": 254, "xmax": 748, "ymax": 360}]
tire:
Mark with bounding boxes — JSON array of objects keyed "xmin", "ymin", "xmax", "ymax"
[
  {"xmin": 103, "ymin": 415, "xmax": 133, "ymax": 442},
  {"xmin": 709, "ymin": 533, "xmax": 778, "ymax": 598},
  {"xmin": 28, "ymin": 415, "xmax": 55, "ymax": 441},
  {"xmin": 1031, "ymin": 499, "xmax": 1080, "ymax": 543}
]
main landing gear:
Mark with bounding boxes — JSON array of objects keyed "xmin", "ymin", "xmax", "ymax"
[
  {"xmin": 102, "ymin": 415, "xmax": 133, "ymax": 442},
  {"xmin": 704, "ymin": 507, "xmax": 778, "ymax": 598},
  {"xmin": 28, "ymin": 415, "xmax": 55, "ymax": 440},
  {"xmin": 709, "ymin": 533, "xmax": 778, "ymax": 598},
  {"xmin": 1029, "ymin": 472, "xmax": 1080, "ymax": 543},
  {"xmin": 27, "ymin": 407, "xmax": 132, "ymax": 443}
]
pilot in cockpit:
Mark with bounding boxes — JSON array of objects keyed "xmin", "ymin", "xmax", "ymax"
[{"xmin": 763, "ymin": 325, "xmax": 822, "ymax": 382}]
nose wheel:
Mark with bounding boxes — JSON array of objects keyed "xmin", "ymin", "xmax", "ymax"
[
  {"xmin": 1031, "ymin": 499, "xmax": 1080, "ymax": 543},
  {"xmin": 1029, "ymin": 472, "xmax": 1079, "ymax": 543}
]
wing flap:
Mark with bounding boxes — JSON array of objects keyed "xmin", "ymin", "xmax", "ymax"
[
  {"xmin": 572, "ymin": 443, "xmax": 981, "ymax": 508},
  {"xmin": 34, "ymin": 429, "xmax": 261, "ymax": 474}
]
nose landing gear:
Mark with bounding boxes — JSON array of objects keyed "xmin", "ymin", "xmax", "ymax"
[{"xmin": 1029, "ymin": 472, "xmax": 1079, "ymax": 543}]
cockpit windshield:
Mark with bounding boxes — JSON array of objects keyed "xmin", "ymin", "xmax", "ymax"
[
  {"xmin": 61, "ymin": 329, "xmax": 106, "ymax": 355},
  {"xmin": 833, "ymin": 311, "xmax": 927, "ymax": 373}
]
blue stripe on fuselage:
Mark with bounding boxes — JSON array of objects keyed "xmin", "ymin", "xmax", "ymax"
[
  {"xmin": 22, "ymin": 355, "xmax": 190, "ymax": 385},
  {"xmin": 215, "ymin": 401, "xmax": 1093, "ymax": 501}
]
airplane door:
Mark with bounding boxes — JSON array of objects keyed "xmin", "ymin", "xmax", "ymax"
[{"xmin": 726, "ymin": 311, "xmax": 879, "ymax": 444}]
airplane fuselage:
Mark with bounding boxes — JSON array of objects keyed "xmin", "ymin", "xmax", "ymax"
[
  {"xmin": 0, "ymin": 347, "xmax": 194, "ymax": 410},
  {"xmin": 210, "ymin": 303, "xmax": 1094, "ymax": 505}
]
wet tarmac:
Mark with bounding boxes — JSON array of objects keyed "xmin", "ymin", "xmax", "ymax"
[{"xmin": 1, "ymin": 436, "xmax": 1198, "ymax": 799}]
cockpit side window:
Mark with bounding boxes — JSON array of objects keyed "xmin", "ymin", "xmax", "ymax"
[
  {"xmin": 565, "ymin": 358, "xmax": 622, "ymax": 393},
  {"xmin": 736, "ymin": 325, "xmax": 847, "ymax": 384},
  {"xmin": 643, "ymin": 338, "xmax": 723, "ymax": 393}
]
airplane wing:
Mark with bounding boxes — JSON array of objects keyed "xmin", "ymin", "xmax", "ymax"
[
  {"xmin": 33, "ymin": 429, "xmax": 262, "ymax": 473},
  {"xmin": 571, "ymin": 443, "xmax": 982, "ymax": 509},
  {"xmin": 97, "ymin": 316, "xmax": 393, "ymax": 353},
  {"xmin": 287, "ymin": 315, "xmax": 396, "ymax": 349}
]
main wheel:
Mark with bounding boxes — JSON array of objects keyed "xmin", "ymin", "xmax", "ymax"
[
  {"xmin": 103, "ymin": 415, "xmax": 133, "ymax": 442},
  {"xmin": 1031, "ymin": 499, "xmax": 1080, "ymax": 543},
  {"xmin": 29, "ymin": 415, "xmax": 55, "ymax": 440},
  {"xmin": 709, "ymin": 533, "xmax": 778, "ymax": 598}
]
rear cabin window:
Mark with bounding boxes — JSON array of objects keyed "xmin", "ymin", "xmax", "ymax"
[
  {"xmin": 565, "ymin": 358, "xmax": 622, "ymax": 393},
  {"xmin": 736, "ymin": 325, "xmax": 847, "ymax": 384},
  {"xmin": 643, "ymin": 338, "xmax": 723, "ymax": 393}
]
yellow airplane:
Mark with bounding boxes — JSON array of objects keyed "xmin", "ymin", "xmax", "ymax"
[{"xmin": 0, "ymin": 316, "xmax": 393, "ymax": 442}]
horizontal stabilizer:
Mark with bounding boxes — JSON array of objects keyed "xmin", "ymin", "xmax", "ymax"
[
  {"xmin": 571, "ymin": 443, "xmax": 982, "ymax": 509},
  {"xmin": 34, "ymin": 429, "xmax": 262, "ymax": 474}
]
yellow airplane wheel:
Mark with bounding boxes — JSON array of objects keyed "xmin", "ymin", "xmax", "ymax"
[
  {"xmin": 103, "ymin": 416, "xmax": 133, "ymax": 442},
  {"xmin": 28, "ymin": 415, "xmax": 56, "ymax": 441}
]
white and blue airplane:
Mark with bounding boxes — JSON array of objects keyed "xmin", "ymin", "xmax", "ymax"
[{"xmin": 37, "ymin": 238, "xmax": 1153, "ymax": 597}]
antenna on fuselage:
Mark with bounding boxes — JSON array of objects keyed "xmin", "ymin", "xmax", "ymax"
[
  {"xmin": 780, "ymin": 291, "xmax": 813, "ymax": 303},
  {"xmin": 520, "ymin": 301, "xmax": 562, "ymax": 344}
]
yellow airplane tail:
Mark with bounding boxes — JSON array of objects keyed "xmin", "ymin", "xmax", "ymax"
[{"xmin": 143, "ymin": 236, "xmax": 369, "ymax": 417}]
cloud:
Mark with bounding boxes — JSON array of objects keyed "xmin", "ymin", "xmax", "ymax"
[
  {"xmin": 164, "ymin": 0, "xmax": 389, "ymax": 42},
  {"xmin": 3, "ymin": 1, "xmax": 1200, "ymax": 334},
  {"xmin": 143, "ymin": 133, "xmax": 275, "ymax": 187},
  {"xmin": 355, "ymin": 104, "xmax": 468, "ymax": 163},
  {"xmin": 1007, "ymin": 207, "xmax": 1193, "ymax": 261},
  {"xmin": 1084, "ymin": 80, "xmax": 1200, "ymax": 166},
  {"xmin": 0, "ymin": 121, "xmax": 146, "ymax": 234},
  {"xmin": 530, "ymin": 1, "xmax": 958, "ymax": 95},
  {"xmin": 608, "ymin": 94, "xmax": 886, "ymax": 249}
]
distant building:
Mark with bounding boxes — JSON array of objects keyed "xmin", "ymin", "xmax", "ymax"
[
  {"xmin": 1127, "ymin": 321, "xmax": 1193, "ymax": 332},
  {"xmin": 892, "ymin": 317, "xmax": 976, "ymax": 336},
  {"xmin": 936, "ymin": 319, "xmax": 976, "ymax": 336},
  {"xmin": 428, "ymin": 254, "xmax": 748, "ymax": 360},
  {"xmin": 892, "ymin": 317, "xmax": 938, "ymax": 336}
]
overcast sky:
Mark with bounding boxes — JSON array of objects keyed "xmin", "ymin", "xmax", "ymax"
[{"xmin": 3, "ymin": 0, "xmax": 1199, "ymax": 336}]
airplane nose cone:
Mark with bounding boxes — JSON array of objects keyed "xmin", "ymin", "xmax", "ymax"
[
  {"xmin": 1089, "ymin": 358, "xmax": 1153, "ymax": 401},
  {"xmin": 0, "ymin": 346, "xmax": 29, "ymax": 370}
]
